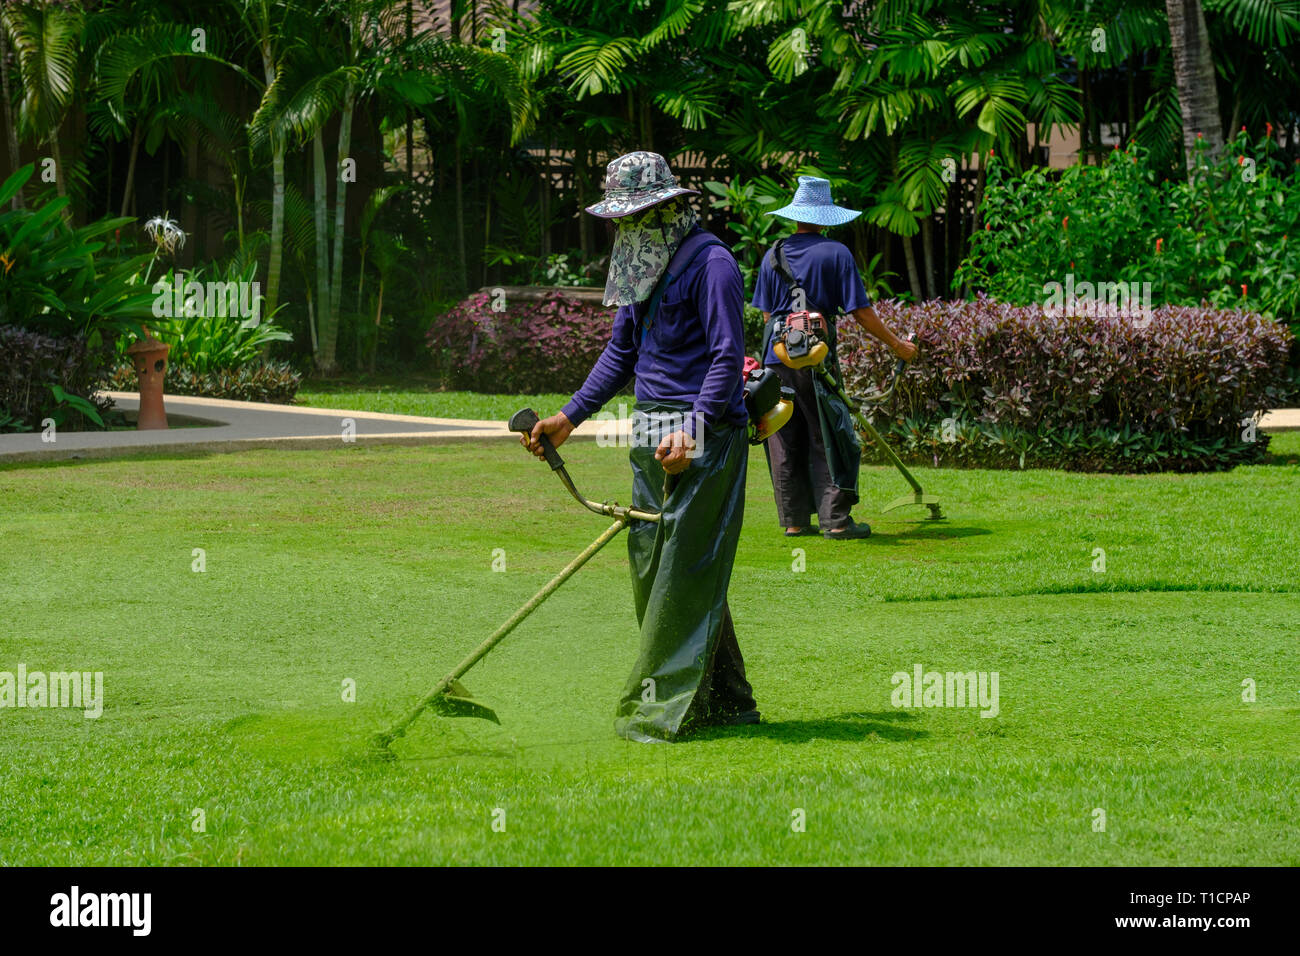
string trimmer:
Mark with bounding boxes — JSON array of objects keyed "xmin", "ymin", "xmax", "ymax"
[
  {"xmin": 775, "ymin": 321, "xmax": 943, "ymax": 520},
  {"xmin": 369, "ymin": 408, "xmax": 666, "ymax": 756},
  {"xmin": 371, "ymin": 366, "xmax": 799, "ymax": 756}
]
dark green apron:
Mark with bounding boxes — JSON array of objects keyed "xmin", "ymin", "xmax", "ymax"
[
  {"xmin": 616, "ymin": 401, "xmax": 748, "ymax": 742},
  {"xmin": 761, "ymin": 317, "xmax": 861, "ymax": 503}
]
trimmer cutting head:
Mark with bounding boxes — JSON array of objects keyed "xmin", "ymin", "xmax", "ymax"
[
  {"xmin": 882, "ymin": 492, "xmax": 944, "ymax": 520},
  {"xmin": 431, "ymin": 680, "xmax": 500, "ymax": 723},
  {"xmin": 369, "ymin": 679, "xmax": 499, "ymax": 758}
]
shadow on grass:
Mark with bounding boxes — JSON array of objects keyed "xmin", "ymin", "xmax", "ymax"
[
  {"xmin": 688, "ymin": 710, "xmax": 928, "ymax": 744},
  {"xmin": 859, "ymin": 523, "xmax": 991, "ymax": 544},
  {"xmin": 1255, "ymin": 449, "xmax": 1300, "ymax": 467},
  {"xmin": 0, "ymin": 448, "xmax": 229, "ymax": 472}
]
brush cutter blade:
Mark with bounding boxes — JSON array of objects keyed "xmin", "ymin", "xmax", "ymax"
[
  {"xmin": 882, "ymin": 492, "xmax": 945, "ymax": 520},
  {"xmin": 432, "ymin": 680, "xmax": 501, "ymax": 724}
]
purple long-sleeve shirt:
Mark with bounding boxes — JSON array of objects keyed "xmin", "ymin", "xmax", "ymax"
[{"xmin": 561, "ymin": 228, "xmax": 747, "ymax": 437}]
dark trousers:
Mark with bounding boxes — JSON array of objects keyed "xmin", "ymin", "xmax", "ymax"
[
  {"xmin": 618, "ymin": 414, "xmax": 756, "ymax": 741},
  {"xmin": 685, "ymin": 603, "xmax": 757, "ymax": 725},
  {"xmin": 766, "ymin": 363, "xmax": 855, "ymax": 531}
]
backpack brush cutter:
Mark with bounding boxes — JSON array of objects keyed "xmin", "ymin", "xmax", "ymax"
[
  {"xmin": 775, "ymin": 318, "xmax": 944, "ymax": 520},
  {"xmin": 370, "ymin": 378, "xmax": 795, "ymax": 756}
]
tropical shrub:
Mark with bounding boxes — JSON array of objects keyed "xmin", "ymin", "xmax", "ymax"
[
  {"xmin": 837, "ymin": 298, "xmax": 1293, "ymax": 472},
  {"xmin": 0, "ymin": 165, "xmax": 154, "ymax": 343},
  {"xmin": 482, "ymin": 246, "xmax": 607, "ymax": 288},
  {"xmin": 429, "ymin": 290, "xmax": 614, "ymax": 393},
  {"xmin": 957, "ymin": 131, "xmax": 1300, "ymax": 349},
  {"xmin": 116, "ymin": 260, "xmax": 293, "ymax": 375},
  {"xmin": 102, "ymin": 359, "xmax": 302, "ymax": 404},
  {"xmin": 0, "ymin": 165, "xmax": 155, "ymax": 428},
  {"xmin": 704, "ymin": 176, "xmax": 786, "ymax": 289},
  {"xmin": 743, "ymin": 304, "xmax": 766, "ymax": 356},
  {"xmin": 0, "ymin": 325, "xmax": 115, "ymax": 431}
]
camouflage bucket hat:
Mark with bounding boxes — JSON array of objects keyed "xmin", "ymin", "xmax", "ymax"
[{"xmin": 585, "ymin": 151, "xmax": 700, "ymax": 219}]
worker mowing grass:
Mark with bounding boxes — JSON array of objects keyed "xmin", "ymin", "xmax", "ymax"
[{"xmin": 523, "ymin": 151, "xmax": 759, "ymax": 742}]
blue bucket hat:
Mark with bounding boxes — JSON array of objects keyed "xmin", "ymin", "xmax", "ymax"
[{"xmin": 767, "ymin": 175, "xmax": 861, "ymax": 226}]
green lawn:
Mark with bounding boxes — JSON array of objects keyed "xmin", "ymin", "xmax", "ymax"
[
  {"xmin": 295, "ymin": 381, "xmax": 581, "ymax": 422},
  {"xmin": 1, "ymin": 433, "xmax": 1297, "ymax": 865}
]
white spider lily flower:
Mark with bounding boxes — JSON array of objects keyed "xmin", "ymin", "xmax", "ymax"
[{"xmin": 143, "ymin": 216, "xmax": 186, "ymax": 255}]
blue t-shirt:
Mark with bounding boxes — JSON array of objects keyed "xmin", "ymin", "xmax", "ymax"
[{"xmin": 751, "ymin": 233, "xmax": 871, "ymax": 365}]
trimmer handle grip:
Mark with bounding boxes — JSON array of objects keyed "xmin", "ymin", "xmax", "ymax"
[
  {"xmin": 509, "ymin": 407, "xmax": 566, "ymax": 471},
  {"xmin": 892, "ymin": 333, "xmax": 917, "ymax": 380}
]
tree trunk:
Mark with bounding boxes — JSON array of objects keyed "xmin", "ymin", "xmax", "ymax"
[
  {"xmin": 920, "ymin": 216, "xmax": 936, "ymax": 299},
  {"xmin": 1081, "ymin": 68, "xmax": 1092, "ymax": 162},
  {"xmin": 404, "ymin": 0, "xmax": 413, "ymax": 176},
  {"xmin": 306, "ymin": 288, "xmax": 316, "ymax": 353},
  {"xmin": 119, "ymin": 121, "xmax": 142, "ymax": 217},
  {"xmin": 944, "ymin": 181, "xmax": 954, "ymax": 297},
  {"xmin": 575, "ymin": 133, "xmax": 590, "ymax": 259},
  {"xmin": 182, "ymin": 124, "xmax": 199, "ymax": 266},
  {"xmin": 902, "ymin": 232, "xmax": 922, "ymax": 301},
  {"xmin": 312, "ymin": 130, "xmax": 331, "ymax": 369},
  {"xmin": 267, "ymin": 145, "xmax": 285, "ymax": 312},
  {"xmin": 473, "ymin": 154, "xmax": 483, "ymax": 287},
  {"xmin": 0, "ymin": 25, "xmax": 23, "ymax": 208},
  {"xmin": 640, "ymin": 97, "xmax": 653, "ymax": 151},
  {"xmin": 1164, "ymin": 0, "xmax": 1223, "ymax": 165},
  {"xmin": 50, "ymin": 128, "xmax": 66, "ymax": 200},
  {"xmin": 541, "ymin": 143, "xmax": 551, "ymax": 259},
  {"xmin": 234, "ymin": 173, "xmax": 246, "ymax": 255},
  {"xmin": 321, "ymin": 85, "xmax": 355, "ymax": 373},
  {"xmin": 369, "ymin": 280, "xmax": 383, "ymax": 373},
  {"xmin": 262, "ymin": 41, "xmax": 285, "ymax": 314},
  {"xmin": 455, "ymin": 133, "xmax": 467, "ymax": 289}
]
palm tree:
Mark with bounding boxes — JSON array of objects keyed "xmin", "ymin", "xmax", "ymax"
[
  {"xmin": 97, "ymin": 3, "xmax": 296, "ymax": 309},
  {"xmin": 233, "ymin": 0, "xmax": 298, "ymax": 315},
  {"xmin": 734, "ymin": 0, "xmax": 1082, "ymax": 299},
  {"xmin": 1, "ymin": 20, "xmax": 24, "ymax": 208},
  {"xmin": 1163, "ymin": 0, "xmax": 1223, "ymax": 163},
  {"xmin": 91, "ymin": 18, "xmax": 198, "ymax": 219},
  {"xmin": 2, "ymin": 1, "xmax": 83, "ymax": 203},
  {"xmin": 261, "ymin": 0, "xmax": 530, "ymax": 372}
]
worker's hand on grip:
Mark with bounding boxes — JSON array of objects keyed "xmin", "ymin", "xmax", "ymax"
[
  {"xmin": 522, "ymin": 412, "xmax": 574, "ymax": 460},
  {"xmin": 655, "ymin": 429, "xmax": 695, "ymax": 476},
  {"xmin": 891, "ymin": 337, "xmax": 918, "ymax": 362}
]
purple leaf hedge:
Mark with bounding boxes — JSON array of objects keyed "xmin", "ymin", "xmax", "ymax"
[
  {"xmin": 428, "ymin": 290, "xmax": 615, "ymax": 394},
  {"xmin": 0, "ymin": 324, "xmax": 115, "ymax": 431},
  {"xmin": 837, "ymin": 298, "xmax": 1294, "ymax": 472},
  {"xmin": 429, "ymin": 291, "xmax": 1293, "ymax": 472}
]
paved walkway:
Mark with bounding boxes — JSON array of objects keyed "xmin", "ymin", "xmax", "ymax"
[
  {"xmin": 1261, "ymin": 408, "xmax": 1300, "ymax": 431},
  {"xmin": 0, "ymin": 392, "xmax": 627, "ymax": 464},
  {"xmin": 0, "ymin": 392, "xmax": 1295, "ymax": 464}
]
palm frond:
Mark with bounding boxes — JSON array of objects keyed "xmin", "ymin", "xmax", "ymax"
[{"xmin": 2, "ymin": 2, "xmax": 83, "ymax": 136}]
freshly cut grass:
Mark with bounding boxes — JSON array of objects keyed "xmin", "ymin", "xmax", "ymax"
[{"xmin": 1, "ymin": 433, "xmax": 1296, "ymax": 865}]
